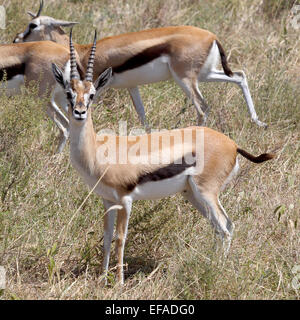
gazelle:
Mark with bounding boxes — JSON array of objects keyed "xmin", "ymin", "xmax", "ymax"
[
  {"xmin": 0, "ymin": 40, "xmax": 84, "ymax": 152},
  {"xmin": 14, "ymin": 0, "xmax": 267, "ymax": 133},
  {"xmin": 52, "ymin": 31, "xmax": 274, "ymax": 284}
]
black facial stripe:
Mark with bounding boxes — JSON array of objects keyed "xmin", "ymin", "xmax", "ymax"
[
  {"xmin": 113, "ymin": 43, "xmax": 170, "ymax": 74},
  {"xmin": 126, "ymin": 153, "xmax": 196, "ymax": 191},
  {"xmin": 21, "ymin": 28, "xmax": 31, "ymax": 41},
  {"xmin": 69, "ymin": 98, "xmax": 75, "ymax": 109},
  {"xmin": 66, "ymin": 92, "xmax": 72, "ymax": 99},
  {"xmin": 65, "ymin": 91, "xmax": 76, "ymax": 109}
]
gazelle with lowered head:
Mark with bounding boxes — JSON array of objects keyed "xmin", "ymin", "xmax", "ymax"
[
  {"xmin": 52, "ymin": 30, "xmax": 274, "ymax": 284},
  {"xmin": 15, "ymin": 0, "xmax": 267, "ymax": 134}
]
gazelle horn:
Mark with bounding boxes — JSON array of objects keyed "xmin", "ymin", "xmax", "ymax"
[
  {"xmin": 36, "ymin": 0, "xmax": 44, "ymax": 17},
  {"xmin": 69, "ymin": 28, "xmax": 79, "ymax": 80},
  {"xmin": 85, "ymin": 30, "xmax": 97, "ymax": 82},
  {"xmin": 27, "ymin": 0, "xmax": 44, "ymax": 18}
]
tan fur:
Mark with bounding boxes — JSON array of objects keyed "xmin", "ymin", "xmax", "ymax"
[
  {"xmin": 15, "ymin": 24, "xmax": 217, "ymax": 79},
  {"xmin": 70, "ymin": 97, "xmax": 237, "ymax": 196},
  {"xmin": 85, "ymin": 26, "xmax": 217, "ymax": 78},
  {"xmin": 0, "ymin": 41, "xmax": 79, "ymax": 95}
]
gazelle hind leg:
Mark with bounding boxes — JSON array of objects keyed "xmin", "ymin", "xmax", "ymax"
[
  {"xmin": 204, "ymin": 69, "xmax": 267, "ymax": 127},
  {"xmin": 184, "ymin": 176, "xmax": 233, "ymax": 255},
  {"xmin": 128, "ymin": 87, "xmax": 150, "ymax": 132},
  {"xmin": 217, "ymin": 198, "xmax": 235, "ymax": 256}
]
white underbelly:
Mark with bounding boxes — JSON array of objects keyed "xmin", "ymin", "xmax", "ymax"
[
  {"xmin": 0, "ymin": 75, "xmax": 24, "ymax": 95},
  {"xmin": 129, "ymin": 169, "xmax": 192, "ymax": 201},
  {"xmin": 110, "ymin": 56, "xmax": 171, "ymax": 88}
]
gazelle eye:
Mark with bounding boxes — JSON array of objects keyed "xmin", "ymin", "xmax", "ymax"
[{"xmin": 90, "ymin": 94, "xmax": 94, "ymax": 100}]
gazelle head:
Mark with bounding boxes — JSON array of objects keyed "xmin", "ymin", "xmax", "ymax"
[
  {"xmin": 13, "ymin": 0, "xmax": 78, "ymax": 43},
  {"xmin": 52, "ymin": 29, "xmax": 112, "ymax": 122}
]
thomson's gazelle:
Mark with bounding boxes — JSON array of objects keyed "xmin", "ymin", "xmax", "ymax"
[
  {"xmin": 52, "ymin": 31, "xmax": 274, "ymax": 284},
  {"xmin": 15, "ymin": 0, "xmax": 267, "ymax": 130}
]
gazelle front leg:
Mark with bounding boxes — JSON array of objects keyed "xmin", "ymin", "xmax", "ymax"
[
  {"xmin": 46, "ymin": 88, "xmax": 70, "ymax": 153},
  {"xmin": 102, "ymin": 199, "xmax": 117, "ymax": 284},
  {"xmin": 46, "ymin": 102, "xmax": 69, "ymax": 153},
  {"xmin": 115, "ymin": 196, "xmax": 132, "ymax": 284},
  {"xmin": 169, "ymin": 69, "xmax": 208, "ymax": 126},
  {"xmin": 128, "ymin": 87, "xmax": 150, "ymax": 132}
]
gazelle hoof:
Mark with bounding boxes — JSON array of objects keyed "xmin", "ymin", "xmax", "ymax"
[{"xmin": 253, "ymin": 119, "xmax": 268, "ymax": 128}]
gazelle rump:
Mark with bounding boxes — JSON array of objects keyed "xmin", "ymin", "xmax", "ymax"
[
  {"xmin": 14, "ymin": 0, "xmax": 267, "ymax": 136},
  {"xmin": 52, "ymin": 31, "xmax": 274, "ymax": 284}
]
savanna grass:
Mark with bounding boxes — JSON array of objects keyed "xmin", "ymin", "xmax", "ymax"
[{"xmin": 0, "ymin": 0, "xmax": 299, "ymax": 299}]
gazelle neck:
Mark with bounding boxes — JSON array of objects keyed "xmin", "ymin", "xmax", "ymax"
[
  {"xmin": 69, "ymin": 110, "xmax": 97, "ymax": 174},
  {"xmin": 49, "ymin": 28, "xmax": 70, "ymax": 47}
]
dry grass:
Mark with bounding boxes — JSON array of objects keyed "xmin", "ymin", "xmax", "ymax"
[{"xmin": 0, "ymin": 0, "xmax": 299, "ymax": 299}]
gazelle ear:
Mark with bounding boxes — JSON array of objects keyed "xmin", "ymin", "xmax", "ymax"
[
  {"xmin": 49, "ymin": 19, "xmax": 79, "ymax": 27},
  {"xmin": 94, "ymin": 67, "xmax": 112, "ymax": 92},
  {"xmin": 52, "ymin": 63, "xmax": 65, "ymax": 88}
]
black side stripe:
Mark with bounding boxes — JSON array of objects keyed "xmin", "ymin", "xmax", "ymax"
[
  {"xmin": 0, "ymin": 64, "xmax": 25, "ymax": 81},
  {"xmin": 126, "ymin": 154, "xmax": 196, "ymax": 191},
  {"xmin": 113, "ymin": 43, "xmax": 170, "ymax": 74}
]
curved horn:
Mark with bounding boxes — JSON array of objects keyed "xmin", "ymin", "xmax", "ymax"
[
  {"xmin": 85, "ymin": 30, "xmax": 97, "ymax": 82},
  {"xmin": 36, "ymin": 0, "xmax": 44, "ymax": 17},
  {"xmin": 69, "ymin": 28, "xmax": 79, "ymax": 80},
  {"xmin": 27, "ymin": 0, "xmax": 44, "ymax": 18},
  {"xmin": 27, "ymin": 11, "xmax": 36, "ymax": 18}
]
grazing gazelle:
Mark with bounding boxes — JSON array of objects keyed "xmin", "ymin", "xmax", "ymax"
[
  {"xmin": 14, "ymin": 0, "xmax": 267, "ymax": 130},
  {"xmin": 52, "ymin": 31, "xmax": 274, "ymax": 284}
]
